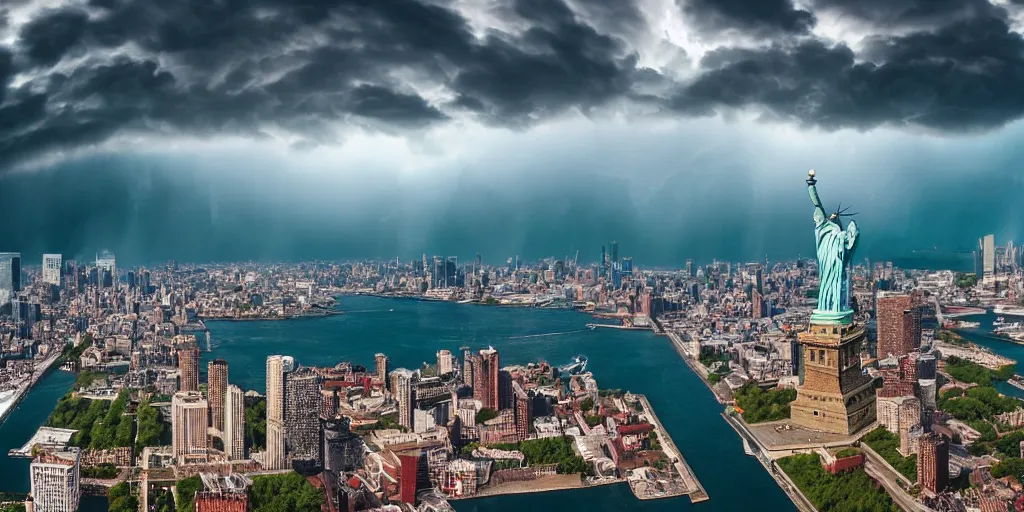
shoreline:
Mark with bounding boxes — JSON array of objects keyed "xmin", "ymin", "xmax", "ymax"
[
  {"xmin": 633, "ymin": 394, "xmax": 709, "ymax": 503},
  {"xmin": 199, "ymin": 311, "xmax": 343, "ymax": 322},
  {"xmin": 0, "ymin": 352, "xmax": 62, "ymax": 429}
]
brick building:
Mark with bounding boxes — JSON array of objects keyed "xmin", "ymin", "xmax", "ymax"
[
  {"xmin": 877, "ymin": 294, "xmax": 921, "ymax": 358},
  {"xmin": 918, "ymin": 432, "xmax": 949, "ymax": 493},
  {"xmin": 194, "ymin": 492, "xmax": 247, "ymax": 512}
]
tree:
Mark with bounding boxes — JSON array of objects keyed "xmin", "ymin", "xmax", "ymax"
[
  {"xmin": 578, "ymin": 396, "xmax": 594, "ymax": 413},
  {"xmin": 733, "ymin": 383, "xmax": 796, "ymax": 423},
  {"xmin": 778, "ymin": 453, "xmax": 899, "ymax": 512},
  {"xmin": 175, "ymin": 477, "xmax": 203, "ymax": 512},
  {"xmin": 475, "ymin": 408, "xmax": 498, "ymax": 424},
  {"xmin": 249, "ymin": 472, "xmax": 324, "ymax": 512},
  {"xmin": 992, "ymin": 457, "xmax": 1024, "ymax": 480}
]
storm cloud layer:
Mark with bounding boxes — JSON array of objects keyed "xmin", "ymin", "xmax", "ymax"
[{"xmin": 2, "ymin": 0, "xmax": 1024, "ymax": 168}]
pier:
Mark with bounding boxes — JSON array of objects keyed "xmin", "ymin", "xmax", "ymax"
[{"xmin": 633, "ymin": 394, "xmax": 708, "ymax": 503}]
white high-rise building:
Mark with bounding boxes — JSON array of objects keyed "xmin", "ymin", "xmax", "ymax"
[
  {"xmin": 265, "ymin": 355, "xmax": 287, "ymax": 470},
  {"xmin": 42, "ymin": 254, "xmax": 62, "ymax": 287},
  {"xmin": 224, "ymin": 384, "xmax": 245, "ymax": 460},
  {"xmin": 0, "ymin": 252, "xmax": 21, "ymax": 306},
  {"xmin": 436, "ymin": 349, "xmax": 454, "ymax": 376},
  {"xmin": 30, "ymin": 449, "xmax": 80, "ymax": 512},
  {"xmin": 391, "ymin": 368, "xmax": 416, "ymax": 430},
  {"xmin": 984, "ymin": 234, "xmax": 996, "ymax": 284},
  {"xmin": 171, "ymin": 391, "xmax": 209, "ymax": 464}
]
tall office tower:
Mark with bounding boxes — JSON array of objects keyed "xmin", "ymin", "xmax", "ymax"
[
  {"xmin": 479, "ymin": 347, "xmax": 500, "ymax": 410},
  {"xmin": 600, "ymin": 245, "xmax": 607, "ymax": 276},
  {"xmin": 285, "ymin": 367, "xmax": 323, "ymax": 463},
  {"xmin": 42, "ymin": 254, "xmax": 62, "ymax": 287},
  {"xmin": 983, "ymin": 234, "xmax": 996, "ymax": 284},
  {"xmin": 461, "ymin": 347, "xmax": 473, "ymax": 385},
  {"xmin": 171, "ymin": 391, "xmax": 209, "ymax": 464},
  {"xmin": 207, "ymin": 359, "xmax": 229, "ymax": 432},
  {"xmin": 392, "ymin": 368, "xmax": 416, "ymax": 430},
  {"xmin": 30, "ymin": 449, "xmax": 80, "ymax": 512},
  {"xmin": 498, "ymin": 370, "xmax": 513, "ymax": 410},
  {"xmin": 178, "ymin": 346, "xmax": 200, "ymax": 392},
  {"xmin": 95, "ymin": 251, "xmax": 116, "ymax": 289},
  {"xmin": 224, "ymin": 385, "xmax": 245, "ymax": 460},
  {"xmin": 265, "ymin": 355, "xmax": 287, "ymax": 470},
  {"xmin": 323, "ymin": 417, "xmax": 362, "ymax": 474},
  {"xmin": 876, "ymin": 294, "xmax": 920, "ymax": 358},
  {"xmin": 0, "ymin": 252, "xmax": 21, "ymax": 306},
  {"xmin": 436, "ymin": 350, "xmax": 453, "ymax": 376},
  {"xmin": 375, "ymin": 353, "xmax": 389, "ymax": 391},
  {"xmin": 475, "ymin": 253, "xmax": 482, "ymax": 276},
  {"xmin": 918, "ymin": 432, "xmax": 949, "ymax": 493},
  {"xmin": 610, "ymin": 241, "xmax": 618, "ymax": 264},
  {"xmin": 512, "ymin": 381, "xmax": 531, "ymax": 442},
  {"xmin": 685, "ymin": 259, "xmax": 695, "ymax": 277}
]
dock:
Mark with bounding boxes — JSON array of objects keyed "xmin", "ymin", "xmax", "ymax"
[
  {"xmin": 585, "ymin": 323, "xmax": 650, "ymax": 331},
  {"xmin": 633, "ymin": 394, "xmax": 708, "ymax": 503}
]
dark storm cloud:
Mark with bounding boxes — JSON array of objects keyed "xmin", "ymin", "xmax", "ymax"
[
  {"xmin": 678, "ymin": 0, "xmax": 816, "ymax": 37},
  {"xmin": 18, "ymin": 7, "xmax": 89, "ymax": 66},
  {"xmin": 672, "ymin": 16, "xmax": 1024, "ymax": 131},
  {"xmin": 2, "ymin": 0, "xmax": 1024, "ymax": 170},
  {"xmin": 0, "ymin": 0, "xmax": 642, "ymax": 168},
  {"xmin": 810, "ymin": 0, "xmax": 1002, "ymax": 29}
]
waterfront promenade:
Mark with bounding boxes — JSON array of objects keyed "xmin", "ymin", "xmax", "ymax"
[
  {"xmin": 634, "ymin": 394, "xmax": 708, "ymax": 503},
  {"xmin": 0, "ymin": 351, "xmax": 62, "ymax": 427}
]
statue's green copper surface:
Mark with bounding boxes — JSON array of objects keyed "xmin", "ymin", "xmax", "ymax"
[{"xmin": 807, "ymin": 170, "xmax": 858, "ymax": 325}]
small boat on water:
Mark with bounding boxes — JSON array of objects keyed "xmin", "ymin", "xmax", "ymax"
[{"xmin": 559, "ymin": 355, "xmax": 588, "ymax": 375}]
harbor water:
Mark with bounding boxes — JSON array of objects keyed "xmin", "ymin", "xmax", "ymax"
[{"xmin": 0, "ymin": 295, "xmax": 794, "ymax": 511}]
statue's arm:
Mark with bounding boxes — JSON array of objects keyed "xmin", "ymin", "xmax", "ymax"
[
  {"xmin": 845, "ymin": 220, "xmax": 858, "ymax": 249},
  {"xmin": 808, "ymin": 184, "xmax": 826, "ymax": 225}
]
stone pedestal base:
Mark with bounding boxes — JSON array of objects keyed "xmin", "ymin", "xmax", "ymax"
[
  {"xmin": 790, "ymin": 379, "xmax": 876, "ymax": 435},
  {"xmin": 791, "ymin": 320, "xmax": 877, "ymax": 436}
]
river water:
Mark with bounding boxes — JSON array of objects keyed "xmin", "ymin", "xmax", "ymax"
[{"xmin": 0, "ymin": 295, "xmax": 794, "ymax": 511}]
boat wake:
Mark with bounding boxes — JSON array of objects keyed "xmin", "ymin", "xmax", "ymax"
[{"xmin": 508, "ymin": 329, "xmax": 588, "ymax": 339}]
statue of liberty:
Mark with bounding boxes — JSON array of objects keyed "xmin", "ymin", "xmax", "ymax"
[{"xmin": 807, "ymin": 170, "xmax": 858, "ymax": 324}]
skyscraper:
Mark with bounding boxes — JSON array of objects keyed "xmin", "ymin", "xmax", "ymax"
[
  {"xmin": 178, "ymin": 346, "xmax": 200, "ymax": 392},
  {"xmin": 983, "ymin": 234, "xmax": 996, "ymax": 284},
  {"xmin": 265, "ymin": 355, "xmax": 287, "ymax": 470},
  {"xmin": 479, "ymin": 347, "xmax": 500, "ymax": 410},
  {"xmin": 461, "ymin": 347, "xmax": 474, "ymax": 386},
  {"xmin": 207, "ymin": 359, "xmax": 229, "ymax": 433},
  {"xmin": 224, "ymin": 385, "xmax": 245, "ymax": 460},
  {"xmin": 918, "ymin": 432, "xmax": 949, "ymax": 493},
  {"xmin": 42, "ymin": 254, "xmax": 62, "ymax": 287},
  {"xmin": 513, "ymin": 381, "xmax": 531, "ymax": 442},
  {"xmin": 392, "ymin": 368, "xmax": 416, "ymax": 430},
  {"xmin": 0, "ymin": 252, "xmax": 21, "ymax": 306},
  {"xmin": 877, "ymin": 294, "xmax": 920, "ymax": 358},
  {"xmin": 95, "ymin": 251, "xmax": 116, "ymax": 289},
  {"xmin": 30, "ymin": 449, "xmax": 80, "ymax": 512},
  {"xmin": 171, "ymin": 391, "xmax": 209, "ymax": 464},
  {"xmin": 436, "ymin": 350, "xmax": 453, "ymax": 376},
  {"xmin": 285, "ymin": 367, "xmax": 323, "ymax": 463},
  {"xmin": 375, "ymin": 353, "xmax": 389, "ymax": 391}
]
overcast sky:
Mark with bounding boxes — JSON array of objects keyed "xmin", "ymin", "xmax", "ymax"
[{"xmin": 2, "ymin": 0, "xmax": 1023, "ymax": 267}]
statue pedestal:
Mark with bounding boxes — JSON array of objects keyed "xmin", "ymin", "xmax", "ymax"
[
  {"xmin": 810, "ymin": 309, "xmax": 854, "ymax": 326},
  {"xmin": 789, "ymin": 321, "xmax": 876, "ymax": 435}
]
